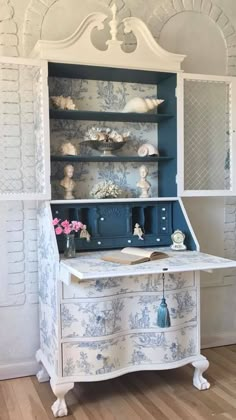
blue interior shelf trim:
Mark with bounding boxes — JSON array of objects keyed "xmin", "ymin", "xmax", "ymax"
[
  {"xmin": 50, "ymin": 156, "xmax": 174, "ymax": 162},
  {"xmin": 49, "ymin": 109, "xmax": 173, "ymax": 123}
]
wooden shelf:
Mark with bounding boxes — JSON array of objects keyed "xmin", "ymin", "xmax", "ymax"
[
  {"xmin": 49, "ymin": 109, "xmax": 173, "ymax": 123},
  {"xmin": 51, "ymin": 155, "xmax": 173, "ymax": 163}
]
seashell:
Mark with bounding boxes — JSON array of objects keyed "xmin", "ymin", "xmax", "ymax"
[
  {"xmin": 122, "ymin": 97, "xmax": 164, "ymax": 113},
  {"xmin": 50, "ymin": 95, "xmax": 76, "ymax": 110},
  {"xmin": 138, "ymin": 143, "xmax": 159, "ymax": 157},
  {"xmin": 60, "ymin": 142, "xmax": 77, "ymax": 156}
]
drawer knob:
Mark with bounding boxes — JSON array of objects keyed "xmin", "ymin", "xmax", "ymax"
[
  {"xmin": 162, "ymin": 208, "xmax": 166, "ymax": 211},
  {"xmin": 156, "ymin": 238, "xmax": 161, "ymax": 242},
  {"xmin": 96, "ymin": 315, "xmax": 102, "ymax": 322},
  {"xmin": 97, "ymin": 241, "xmax": 102, "ymax": 245},
  {"xmin": 96, "ymin": 353, "xmax": 103, "ymax": 360},
  {"xmin": 100, "ymin": 217, "xmax": 105, "ymax": 221},
  {"xmin": 162, "ymin": 216, "xmax": 166, "ymax": 220},
  {"xmin": 55, "ymin": 211, "xmax": 59, "ymax": 214},
  {"xmin": 128, "ymin": 240, "xmax": 132, "ymax": 243},
  {"xmin": 162, "ymin": 227, "xmax": 166, "ymax": 231}
]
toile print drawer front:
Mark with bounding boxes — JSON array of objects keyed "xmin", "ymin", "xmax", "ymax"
[
  {"xmin": 61, "ymin": 289, "xmax": 197, "ymax": 338},
  {"xmin": 62, "ymin": 271, "xmax": 195, "ymax": 300},
  {"xmin": 62, "ymin": 324, "xmax": 197, "ymax": 377}
]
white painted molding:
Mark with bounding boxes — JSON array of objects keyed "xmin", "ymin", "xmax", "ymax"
[
  {"xmin": 122, "ymin": 16, "xmax": 185, "ymax": 70},
  {"xmin": 0, "ymin": 360, "xmax": 38, "ymax": 380},
  {"xmin": 30, "ymin": 6, "xmax": 185, "ymax": 72}
]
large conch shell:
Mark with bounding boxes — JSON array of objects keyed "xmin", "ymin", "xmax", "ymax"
[
  {"xmin": 122, "ymin": 97, "xmax": 164, "ymax": 113},
  {"xmin": 138, "ymin": 143, "xmax": 159, "ymax": 157}
]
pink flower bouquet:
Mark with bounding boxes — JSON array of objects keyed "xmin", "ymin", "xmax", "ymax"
[{"xmin": 52, "ymin": 218, "xmax": 84, "ymax": 235}]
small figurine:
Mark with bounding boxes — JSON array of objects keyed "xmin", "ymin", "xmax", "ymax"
[
  {"xmin": 137, "ymin": 165, "xmax": 151, "ymax": 198},
  {"xmin": 60, "ymin": 142, "xmax": 77, "ymax": 156},
  {"xmin": 60, "ymin": 164, "xmax": 76, "ymax": 200},
  {"xmin": 133, "ymin": 223, "xmax": 144, "ymax": 240},
  {"xmin": 80, "ymin": 224, "xmax": 91, "ymax": 242}
]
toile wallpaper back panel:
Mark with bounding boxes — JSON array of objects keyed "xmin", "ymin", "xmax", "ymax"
[{"xmin": 49, "ymin": 77, "xmax": 159, "ymax": 199}]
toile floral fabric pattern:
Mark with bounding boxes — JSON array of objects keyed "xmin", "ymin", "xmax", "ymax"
[
  {"xmin": 62, "ymin": 271, "xmax": 195, "ymax": 299},
  {"xmin": 61, "ymin": 290, "xmax": 197, "ymax": 338},
  {"xmin": 37, "ymin": 207, "xmax": 236, "ymax": 382},
  {"xmin": 60, "ymin": 249, "xmax": 236, "ymax": 280},
  {"xmin": 62, "ymin": 325, "xmax": 197, "ymax": 378},
  {"xmin": 38, "ymin": 202, "xmax": 59, "ymax": 375}
]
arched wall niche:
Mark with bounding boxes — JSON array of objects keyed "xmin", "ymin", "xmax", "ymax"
[
  {"xmin": 23, "ymin": 0, "xmax": 236, "ymax": 75},
  {"xmin": 158, "ymin": 11, "xmax": 227, "ymax": 75}
]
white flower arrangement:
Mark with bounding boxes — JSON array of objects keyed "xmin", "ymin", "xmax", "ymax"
[{"xmin": 90, "ymin": 181, "xmax": 122, "ymax": 199}]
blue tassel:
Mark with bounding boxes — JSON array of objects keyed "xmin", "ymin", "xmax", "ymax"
[{"xmin": 157, "ymin": 273, "xmax": 171, "ymax": 328}]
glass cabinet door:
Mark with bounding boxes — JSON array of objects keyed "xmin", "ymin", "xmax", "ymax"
[
  {"xmin": 0, "ymin": 57, "xmax": 50, "ymax": 200},
  {"xmin": 177, "ymin": 73, "xmax": 236, "ymax": 196}
]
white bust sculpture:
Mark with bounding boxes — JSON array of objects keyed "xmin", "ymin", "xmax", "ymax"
[
  {"xmin": 60, "ymin": 164, "xmax": 76, "ymax": 200},
  {"xmin": 137, "ymin": 165, "xmax": 151, "ymax": 198}
]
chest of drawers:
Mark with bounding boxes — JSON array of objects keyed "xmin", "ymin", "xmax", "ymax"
[{"xmin": 36, "ymin": 203, "xmax": 236, "ymax": 417}]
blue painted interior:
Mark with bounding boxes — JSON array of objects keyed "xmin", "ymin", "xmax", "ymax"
[
  {"xmin": 48, "ymin": 62, "xmax": 173, "ymax": 84},
  {"xmin": 51, "ymin": 200, "xmax": 196, "ymax": 252},
  {"xmin": 49, "ymin": 64, "xmax": 196, "ymax": 253}
]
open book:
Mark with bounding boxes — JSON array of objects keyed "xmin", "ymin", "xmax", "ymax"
[{"xmin": 101, "ymin": 247, "xmax": 168, "ymax": 265}]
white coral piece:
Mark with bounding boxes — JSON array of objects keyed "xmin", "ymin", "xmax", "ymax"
[
  {"xmin": 50, "ymin": 95, "xmax": 76, "ymax": 110},
  {"xmin": 90, "ymin": 181, "xmax": 122, "ymax": 199}
]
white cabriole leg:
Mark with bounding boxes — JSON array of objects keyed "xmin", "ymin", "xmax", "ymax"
[
  {"xmin": 192, "ymin": 357, "xmax": 210, "ymax": 390},
  {"xmin": 36, "ymin": 349, "xmax": 50, "ymax": 383},
  {"xmin": 50, "ymin": 380, "xmax": 74, "ymax": 417}
]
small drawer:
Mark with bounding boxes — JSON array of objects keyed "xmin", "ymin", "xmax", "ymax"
[
  {"xmin": 62, "ymin": 272, "xmax": 196, "ymax": 300},
  {"xmin": 61, "ymin": 289, "xmax": 197, "ymax": 338},
  {"xmin": 62, "ymin": 324, "xmax": 198, "ymax": 377}
]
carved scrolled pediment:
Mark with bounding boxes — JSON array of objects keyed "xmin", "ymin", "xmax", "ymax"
[{"xmin": 31, "ymin": 3, "xmax": 185, "ymax": 72}]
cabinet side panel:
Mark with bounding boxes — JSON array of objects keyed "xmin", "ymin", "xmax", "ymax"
[{"xmin": 37, "ymin": 202, "xmax": 59, "ymax": 376}]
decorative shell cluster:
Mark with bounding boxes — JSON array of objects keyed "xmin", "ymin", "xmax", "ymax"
[
  {"xmin": 90, "ymin": 181, "xmax": 122, "ymax": 199},
  {"xmin": 50, "ymin": 95, "xmax": 76, "ymax": 110},
  {"xmin": 86, "ymin": 127, "xmax": 130, "ymax": 143}
]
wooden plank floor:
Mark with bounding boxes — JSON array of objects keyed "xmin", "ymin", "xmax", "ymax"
[{"xmin": 2, "ymin": 346, "xmax": 236, "ymax": 420}]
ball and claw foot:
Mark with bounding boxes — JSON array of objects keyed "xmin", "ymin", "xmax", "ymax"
[
  {"xmin": 51, "ymin": 398, "xmax": 68, "ymax": 418},
  {"xmin": 192, "ymin": 358, "xmax": 210, "ymax": 390},
  {"xmin": 50, "ymin": 381, "xmax": 74, "ymax": 418}
]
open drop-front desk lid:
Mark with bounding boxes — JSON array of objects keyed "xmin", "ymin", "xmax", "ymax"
[{"xmin": 59, "ymin": 248, "xmax": 236, "ymax": 285}]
